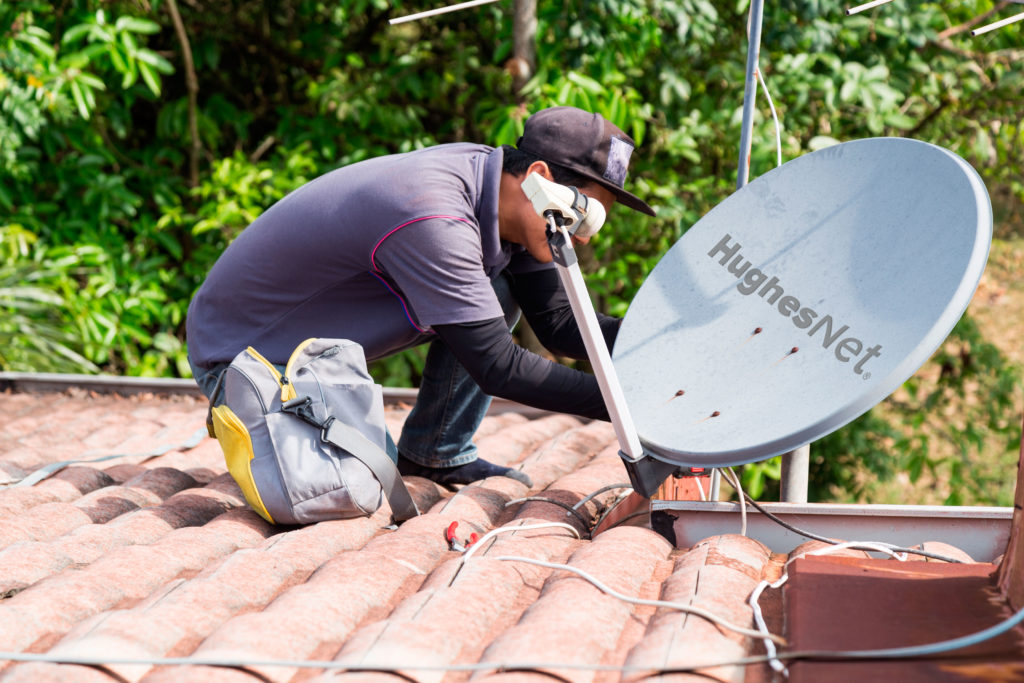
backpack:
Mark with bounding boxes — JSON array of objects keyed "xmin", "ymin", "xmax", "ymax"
[{"xmin": 206, "ymin": 338, "xmax": 419, "ymax": 525}]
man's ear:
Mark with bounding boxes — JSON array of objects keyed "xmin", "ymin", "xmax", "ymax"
[{"xmin": 526, "ymin": 160, "xmax": 553, "ymax": 180}]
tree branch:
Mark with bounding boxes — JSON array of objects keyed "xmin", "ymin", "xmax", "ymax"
[
  {"xmin": 511, "ymin": 0, "xmax": 537, "ymax": 98},
  {"xmin": 908, "ymin": 96, "xmax": 950, "ymax": 137},
  {"xmin": 937, "ymin": 1, "xmax": 1010, "ymax": 40},
  {"xmin": 165, "ymin": 0, "xmax": 201, "ymax": 188}
]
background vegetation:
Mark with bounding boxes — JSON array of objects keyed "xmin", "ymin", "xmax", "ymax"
[{"xmin": 2, "ymin": 0, "xmax": 1022, "ymax": 504}]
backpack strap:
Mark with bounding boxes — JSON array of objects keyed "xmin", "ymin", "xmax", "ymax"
[
  {"xmin": 282, "ymin": 396, "xmax": 419, "ymax": 521},
  {"xmin": 204, "ymin": 366, "xmax": 229, "ymax": 437},
  {"xmin": 322, "ymin": 419, "xmax": 419, "ymax": 521}
]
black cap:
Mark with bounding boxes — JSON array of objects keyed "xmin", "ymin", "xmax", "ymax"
[{"xmin": 516, "ymin": 106, "xmax": 655, "ymax": 216}]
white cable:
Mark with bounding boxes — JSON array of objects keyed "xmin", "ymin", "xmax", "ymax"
[
  {"xmin": 748, "ymin": 539, "xmax": 910, "ymax": 672},
  {"xmin": 461, "ymin": 521, "xmax": 581, "ymax": 563},
  {"xmin": 755, "ymin": 66, "xmax": 783, "ymax": 168},
  {"xmin": 797, "ymin": 540, "xmax": 909, "ymax": 564},
  {"xmin": 494, "ymin": 555, "xmax": 786, "ymax": 645},
  {"xmin": 389, "ymin": 0, "xmax": 500, "ymax": 25},
  {"xmin": 447, "ymin": 521, "xmax": 581, "ymax": 586},
  {"xmin": 722, "ymin": 467, "xmax": 747, "ymax": 537},
  {"xmin": 694, "ymin": 476, "xmax": 707, "ymax": 502},
  {"xmin": 846, "ymin": 0, "xmax": 895, "ymax": 15},
  {"xmin": 749, "ymin": 575, "xmax": 790, "ymax": 675},
  {"xmin": 0, "ymin": 651, "xmax": 835, "ymax": 673},
  {"xmin": 971, "ymin": 10, "xmax": 1024, "ymax": 36}
]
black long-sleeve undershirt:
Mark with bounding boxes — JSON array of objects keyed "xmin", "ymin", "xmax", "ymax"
[
  {"xmin": 432, "ymin": 268, "xmax": 620, "ymax": 421},
  {"xmin": 507, "ymin": 267, "xmax": 621, "ymax": 360}
]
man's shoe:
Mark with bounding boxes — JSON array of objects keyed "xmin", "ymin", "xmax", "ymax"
[{"xmin": 397, "ymin": 454, "xmax": 532, "ymax": 488}]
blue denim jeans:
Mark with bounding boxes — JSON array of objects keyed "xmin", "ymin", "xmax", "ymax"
[
  {"xmin": 188, "ymin": 273, "xmax": 521, "ymax": 468},
  {"xmin": 397, "ymin": 272, "xmax": 521, "ymax": 467},
  {"xmin": 189, "ymin": 357, "xmax": 228, "ymax": 405}
]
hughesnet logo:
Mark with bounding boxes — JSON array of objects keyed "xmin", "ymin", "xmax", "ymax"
[{"xmin": 709, "ymin": 233, "xmax": 882, "ymax": 379}]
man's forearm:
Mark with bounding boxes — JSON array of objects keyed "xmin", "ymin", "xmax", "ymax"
[{"xmin": 433, "ymin": 318, "xmax": 609, "ymax": 420}]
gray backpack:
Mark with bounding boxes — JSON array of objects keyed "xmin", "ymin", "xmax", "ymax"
[{"xmin": 207, "ymin": 338, "xmax": 419, "ymax": 525}]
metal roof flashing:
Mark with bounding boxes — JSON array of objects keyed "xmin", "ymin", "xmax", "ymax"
[
  {"xmin": 648, "ymin": 500, "xmax": 1014, "ymax": 562},
  {"xmin": 638, "ymin": 423, "xmax": 1023, "ymax": 572}
]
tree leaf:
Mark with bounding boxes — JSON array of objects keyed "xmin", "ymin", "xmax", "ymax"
[
  {"xmin": 138, "ymin": 61, "xmax": 161, "ymax": 96},
  {"xmin": 69, "ymin": 79, "xmax": 91, "ymax": 119}
]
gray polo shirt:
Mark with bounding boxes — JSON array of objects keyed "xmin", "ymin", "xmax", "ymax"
[{"xmin": 186, "ymin": 144, "xmax": 548, "ymax": 368}]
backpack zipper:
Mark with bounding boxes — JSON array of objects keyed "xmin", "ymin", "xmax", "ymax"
[
  {"xmin": 244, "ymin": 346, "xmax": 298, "ymax": 402},
  {"xmin": 281, "ymin": 338, "xmax": 319, "ymax": 401}
]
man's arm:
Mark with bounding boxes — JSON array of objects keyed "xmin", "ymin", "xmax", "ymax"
[
  {"xmin": 507, "ymin": 267, "xmax": 620, "ymax": 360},
  {"xmin": 433, "ymin": 317, "xmax": 609, "ymax": 420}
]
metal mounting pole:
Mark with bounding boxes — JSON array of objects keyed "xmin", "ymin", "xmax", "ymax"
[
  {"xmin": 736, "ymin": 0, "xmax": 765, "ymax": 191},
  {"xmin": 780, "ymin": 444, "xmax": 810, "ymax": 503}
]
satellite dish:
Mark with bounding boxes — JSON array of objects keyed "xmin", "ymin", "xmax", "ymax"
[{"xmin": 613, "ymin": 137, "xmax": 992, "ymax": 468}]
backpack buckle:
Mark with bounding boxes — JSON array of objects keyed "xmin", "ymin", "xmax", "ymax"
[{"xmin": 281, "ymin": 396, "xmax": 327, "ymax": 429}]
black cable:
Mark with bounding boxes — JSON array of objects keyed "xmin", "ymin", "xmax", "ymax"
[
  {"xmin": 571, "ymin": 483, "xmax": 632, "ymax": 511},
  {"xmin": 739, "ymin": 492, "xmax": 965, "ymax": 564},
  {"xmin": 504, "ymin": 497, "xmax": 591, "ymax": 533},
  {"xmin": 605, "ymin": 509, "xmax": 651, "ymax": 530}
]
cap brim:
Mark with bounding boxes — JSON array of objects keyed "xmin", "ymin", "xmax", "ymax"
[
  {"xmin": 610, "ymin": 185, "xmax": 656, "ymax": 217},
  {"xmin": 590, "ymin": 177, "xmax": 656, "ymax": 217},
  {"xmin": 537, "ymin": 156, "xmax": 657, "ymax": 217}
]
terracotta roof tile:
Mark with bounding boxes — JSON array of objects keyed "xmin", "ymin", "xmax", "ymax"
[
  {"xmin": 0, "ymin": 384, "xmax": 1020, "ymax": 683},
  {"xmin": 476, "ymin": 525, "xmax": 672, "ymax": 683},
  {"xmin": 907, "ymin": 540, "xmax": 976, "ymax": 563},
  {"xmin": 622, "ymin": 535, "xmax": 772, "ymax": 682}
]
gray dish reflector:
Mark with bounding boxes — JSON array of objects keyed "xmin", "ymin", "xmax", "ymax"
[{"xmin": 612, "ymin": 137, "xmax": 992, "ymax": 467}]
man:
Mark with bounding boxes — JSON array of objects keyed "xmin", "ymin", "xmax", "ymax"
[{"xmin": 186, "ymin": 106, "xmax": 655, "ymax": 488}]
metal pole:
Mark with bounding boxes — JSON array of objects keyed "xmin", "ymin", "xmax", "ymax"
[
  {"xmin": 780, "ymin": 444, "xmax": 810, "ymax": 503},
  {"xmin": 736, "ymin": 0, "xmax": 765, "ymax": 191}
]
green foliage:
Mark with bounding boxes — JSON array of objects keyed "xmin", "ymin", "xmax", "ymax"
[
  {"xmin": 368, "ymin": 347, "xmax": 429, "ymax": 388},
  {"xmin": 0, "ymin": 225, "xmax": 99, "ymax": 373},
  {"xmin": 2, "ymin": 0, "xmax": 1022, "ymax": 503}
]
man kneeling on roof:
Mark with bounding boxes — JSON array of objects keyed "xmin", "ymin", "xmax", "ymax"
[{"xmin": 185, "ymin": 106, "xmax": 656, "ymax": 488}]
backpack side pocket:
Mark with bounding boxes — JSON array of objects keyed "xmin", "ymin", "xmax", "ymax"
[{"xmin": 211, "ymin": 404, "xmax": 276, "ymax": 523}]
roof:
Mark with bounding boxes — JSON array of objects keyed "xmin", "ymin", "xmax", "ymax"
[{"xmin": 0, "ymin": 378, "xmax": 1022, "ymax": 682}]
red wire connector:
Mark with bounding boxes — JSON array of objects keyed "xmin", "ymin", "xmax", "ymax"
[{"xmin": 445, "ymin": 521, "xmax": 479, "ymax": 552}]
